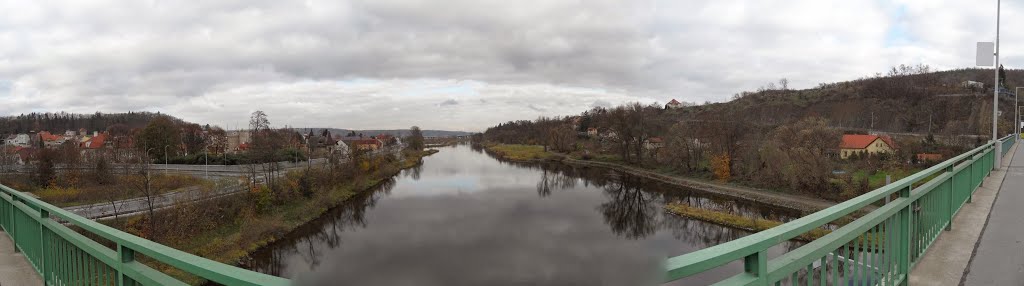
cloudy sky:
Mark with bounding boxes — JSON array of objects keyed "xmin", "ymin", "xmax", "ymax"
[{"xmin": 0, "ymin": 0, "xmax": 1020, "ymax": 131}]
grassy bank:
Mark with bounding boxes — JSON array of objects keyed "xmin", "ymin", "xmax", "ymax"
[
  {"xmin": 482, "ymin": 143, "xmax": 552, "ymax": 161},
  {"xmin": 108, "ymin": 149, "xmax": 439, "ymax": 284},
  {"xmin": 665, "ymin": 204, "xmax": 831, "ymax": 241}
]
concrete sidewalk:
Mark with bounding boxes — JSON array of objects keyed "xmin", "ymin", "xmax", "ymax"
[
  {"xmin": 0, "ymin": 231, "xmax": 43, "ymax": 285},
  {"xmin": 909, "ymin": 142, "xmax": 1016, "ymax": 286},
  {"xmin": 963, "ymin": 142, "xmax": 1024, "ymax": 285}
]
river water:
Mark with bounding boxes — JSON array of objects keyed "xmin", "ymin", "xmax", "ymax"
[{"xmin": 245, "ymin": 145, "xmax": 804, "ymax": 285}]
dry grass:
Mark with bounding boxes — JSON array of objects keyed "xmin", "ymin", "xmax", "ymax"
[
  {"xmin": 484, "ymin": 143, "xmax": 551, "ymax": 161},
  {"xmin": 665, "ymin": 203, "xmax": 831, "ymax": 241}
]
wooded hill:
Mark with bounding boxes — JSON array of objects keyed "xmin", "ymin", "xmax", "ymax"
[
  {"xmin": 0, "ymin": 111, "xmax": 192, "ymax": 134},
  {"xmin": 682, "ymin": 67, "xmax": 1020, "ymax": 139}
]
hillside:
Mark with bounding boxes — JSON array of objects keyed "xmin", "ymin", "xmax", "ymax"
[
  {"xmin": 677, "ymin": 68, "xmax": 1020, "ymax": 139},
  {"xmin": 0, "ymin": 111, "xmax": 192, "ymax": 134}
]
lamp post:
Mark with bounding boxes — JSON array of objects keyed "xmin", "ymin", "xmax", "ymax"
[
  {"xmin": 146, "ymin": 147, "xmax": 155, "ymax": 179},
  {"xmin": 1016, "ymin": 87, "xmax": 1022, "ymax": 137},
  {"xmin": 204, "ymin": 146, "xmax": 209, "ymax": 180},
  {"xmin": 993, "ymin": 0, "xmax": 1003, "ymax": 168},
  {"xmin": 163, "ymin": 145, "xmax": 170, "ymax": 176}
]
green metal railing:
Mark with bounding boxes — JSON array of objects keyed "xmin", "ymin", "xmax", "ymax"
[
  {"xmin": 665, "ymin": 134, "xmax": 1017, "ymax": 285},
  {"xmin": 0, "ymin": 184, "xmax": 290, "ymax": 286}
]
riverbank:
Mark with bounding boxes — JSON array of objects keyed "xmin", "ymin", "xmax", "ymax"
[
  {"xmin": 665, "ymin": 204, "xmax": 830, "ymax": 241},
  {"xmin": 482, "ymin": 143, "xmax": 837, "ymax": 213},
  {"xmin": 110, "ymin": 149, "xmax": 439, "ymax": 284}
]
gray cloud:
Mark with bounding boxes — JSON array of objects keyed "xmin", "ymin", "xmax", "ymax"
[
  {"xmin": 0, "ymin": 1, "xmax": 1019, "ymax": 130},
  {"xmin": 438, "ymin": 99, "xmax": 458, "ymax": 107}
]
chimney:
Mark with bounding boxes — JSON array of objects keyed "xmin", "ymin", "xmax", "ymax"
[{"xmin": 93, "ymin": 131, "xmax": 98, "ymax": 137}]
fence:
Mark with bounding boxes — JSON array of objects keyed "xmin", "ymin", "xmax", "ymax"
[
  {"xmin": 0, "ymin": 184, "xmax": 290, "ymax": 286},
  {"xmin": 665, "ymin": 134, "xmax": 1016, "ymax": 285}
]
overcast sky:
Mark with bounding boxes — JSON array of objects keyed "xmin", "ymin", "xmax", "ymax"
[{"xmin": 0, "ymin": 0, "xmax": 1020, "ymax": 131}]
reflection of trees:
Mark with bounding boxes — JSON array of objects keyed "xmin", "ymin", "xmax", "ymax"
[
  {"xmin": 245, "ymin": 178, "xmax": 396, "ymax": 276},
  {"xmin": 599, "ymin": 177, "xmax": 657, "ymax": 239},
  {"xmin": 535, "ymin": 168, "xmax": 578, "ymax": 197},
  {"xmin": 409, "ymin": 163, "xmax": 423, "ymax": 180}
]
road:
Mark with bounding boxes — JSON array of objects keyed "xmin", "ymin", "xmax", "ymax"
[{"xmin": 64, "ymin": 183, "xmax": 246, "ymax": 220}]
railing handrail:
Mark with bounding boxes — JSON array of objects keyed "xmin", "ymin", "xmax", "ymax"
[
  {"xmin": 0, "ymin": 183, "xmax": 290, "ymax": 286},
  {"xmin": 665, "ymin": 140, "xmax": 997, "ymax": 280}
]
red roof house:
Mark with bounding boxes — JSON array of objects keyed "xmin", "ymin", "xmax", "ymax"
[{"xmin": 839, "ymin": 134, "xmax": 895, "ymax": 159}]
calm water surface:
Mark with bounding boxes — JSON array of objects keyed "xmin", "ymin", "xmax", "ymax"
[{"xmin": 246, "ymin": 145, "xmax": 804, "ymax": 285}]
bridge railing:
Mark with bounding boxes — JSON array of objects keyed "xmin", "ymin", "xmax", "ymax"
[
  {"xmin": 0, "ymin": 184, "xmax": 289, "ymax": 286},
  {"xmin": 665, "ymin": 134, "xmax": 1016, "ymax": 285}
]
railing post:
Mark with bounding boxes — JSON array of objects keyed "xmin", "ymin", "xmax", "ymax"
[
  {"xmin": 946, "ymin": 165, "xmax": 954, "ymax": 231},
  {"xmin": 39, "ymin": 209, "xmax": 48, "ymax": 284},
  {"xmin": 10, "ymin": 196, "xmax": 17, "ymax": 253},
  {"xmin": 899, "ymin": 186, "xmax": 911, "ymax": 286},
  {"xmin": 743, "ymin": 250, "xmax": 768, "ymax": 285},
  {"xmin": 118, "ymin": 245, "xmax": 137, "ymax": 286}
]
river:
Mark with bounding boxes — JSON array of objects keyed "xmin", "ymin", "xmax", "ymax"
[{"xmin": 245, "ymin": 144, "xmax": 804, "ymax": 285}]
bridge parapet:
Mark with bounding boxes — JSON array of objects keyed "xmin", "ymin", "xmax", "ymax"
[
  {"xmin": 0, "ymin": 183, "xmax": 290, "ymax": 285},
  {"xmin": 665, "ymin": 134, "xmax": 1016, "ymax": 285}
]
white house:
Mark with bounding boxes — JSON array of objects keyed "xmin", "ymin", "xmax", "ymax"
[
  {"xmin": 665, "ymin": 99, "xmax": 685, "ymax": 109},
  {"xmin": 6, "ymin": 134, "xmax": 30, "ymax": 147},
  {"xmin": 335, "ymin": 140, "xmax": 351, "ymax": 156}
]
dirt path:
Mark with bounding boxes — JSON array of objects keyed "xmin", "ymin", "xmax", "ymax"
[{"xmin": 557, "ymin": 157, "xmax": 839, "ymax": 213}]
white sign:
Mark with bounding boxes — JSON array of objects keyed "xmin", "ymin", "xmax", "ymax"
[{"xmin": 978, "ymin": 42, "xmax": 995, "ymax": 66}]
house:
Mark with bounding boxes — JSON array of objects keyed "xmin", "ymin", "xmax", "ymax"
[
  {"xmin": 916, "ymin": 153, "xmax": 943, "ymax": 163},
  {"xmin": 962, "ymin": 81, "xmax": 984, "ymax": 90},
  {"xmin": 351, "ymin": 139, "xmax": 383, "ymax": 151},
  {"xmin": 226, "ymin": 131, "xmax": 251, "ymax": 153},
  {"xmin": 644, "ymin": 137, "xmax": 664, "ymax": 150},
  {"xmin": 6, "ymin": 134, "xmax": 30, "ymax": 147},
  {"xmin": 38, "ymin": 132, "xmax": 65, "ymax": 148},
  {"xmin": 665, "ymin": 99, "xmax": 684, "ymax": 109},
  {"xmin": 839, "ymin": 134, "xmax": 895, "ymax": 159},
  {"xmin": 80, "ymin": 133, "xmax": 107, "ymax": 149},
  {"xmin": 335, "ymin": 140, "xmax": 351, "ymax": 155},
  {"xmin": 586, "ymin": 127, "xmax": 598, "ymax": 137}
]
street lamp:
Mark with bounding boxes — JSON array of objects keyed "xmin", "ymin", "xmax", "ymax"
[
  {"xmin": 204, "ymin": 146, "xmax": 209, "ymax": 180},
  {"xmin": 995, "ymin": 0, "xmax": 1002, "ymax": 167},
  {"xmin": 163, "ymin": 145, "xmax": 170, "ymax": 176},
  {"xmin": 1016, "ymin": 87, "xmax": 1022, "ymax": 137}
]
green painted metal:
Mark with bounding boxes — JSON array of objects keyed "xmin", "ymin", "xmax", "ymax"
[
  {"xmin": 666, "ymin": 135, "xmax": 1017, "ymax": 285},
  {"xmin": 0, "ymin": 183, "xmax": 290, "ymax": 286}
]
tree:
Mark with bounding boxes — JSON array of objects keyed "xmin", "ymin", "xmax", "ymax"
[
  {"xmin": 181, "ymin": 123, "xmax": 206, "ymax": 155},
  {"xmin": 137, "ymin": 116, "xmax": 181, "ymax": 160},
  {"xmin": 407, "ymin": 126, "xmax": 425, "ymax": 151},
  {"xmin": 779, "ymin": 78, "xmax": 789, "ymax": 90}
]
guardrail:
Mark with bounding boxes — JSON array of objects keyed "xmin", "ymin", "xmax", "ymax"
[
  {"xmin": 665, "ymin": 134, "xmax": 1016, "ymax": 285},
  {"xmin": 0, "ymin": 184, "xmax": 290, "ymax": 285}
]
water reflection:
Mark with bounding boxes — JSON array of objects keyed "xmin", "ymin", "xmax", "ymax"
[{"xmin": 245, "ymin": 145, "xmax": 805, "ymax": 285}]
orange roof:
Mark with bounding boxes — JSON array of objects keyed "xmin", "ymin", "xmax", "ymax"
[
  {"xmin": 39, "ymin": 131, "xmax": 61, "ymax": 142},
  {"xmin": 82, "ymin": 134, "xmax": 106, "ymax": 149},
  {"xmin": 668, "ymin": 99, "xmax": 681, "ymax": 105},
  {"xmin": 840, "ymin": 134, "xmax": 895, "ymax": 149}
]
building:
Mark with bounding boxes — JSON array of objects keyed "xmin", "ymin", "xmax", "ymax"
[
  {"xmin": 665, "ymin": 99, "xmax": 684, "ymax": 109},
  {"xmin": 6, "ymin": 134, "xmax": 30, "ymax": 147},
  {"xmin": 226, "ymin": 131, "xmax": 252, "ymax": 153},
  {"xmin": 962, "ymin": 81, "xmax": 984, "ymax": 90},
  {"xmin": 839, "ymin": 134, "xmax": 895, "ymax": 159},
  {"xmin": 335, "ymin": 140, "xmax": 351, "ymax": 155},
  {"xmin": 39, "ymin": 132, "xmax": 65, "ymax": 148},
  {"xmin": 586, "ymin": 127, "xmax": 598, "ymax": 137},
  {"xmin": 351, "ymin": 139, "xmax": 383, "ymax": 151},
  {"xmin": 644, "ymin": 137, "xmax": 664, "ymax": 150}
]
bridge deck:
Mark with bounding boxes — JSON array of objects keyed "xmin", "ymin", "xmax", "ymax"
[
  {"xmin": 908, "ymin": 141, "xmax": 1016, "ymax": 286},
  {"xmin": 0, "ymin": 230, "xmax": 43, "ymax": 285},
  {"xmin": 964, "ymin": 142, "xmax": 1024, "ymax": 285}
]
